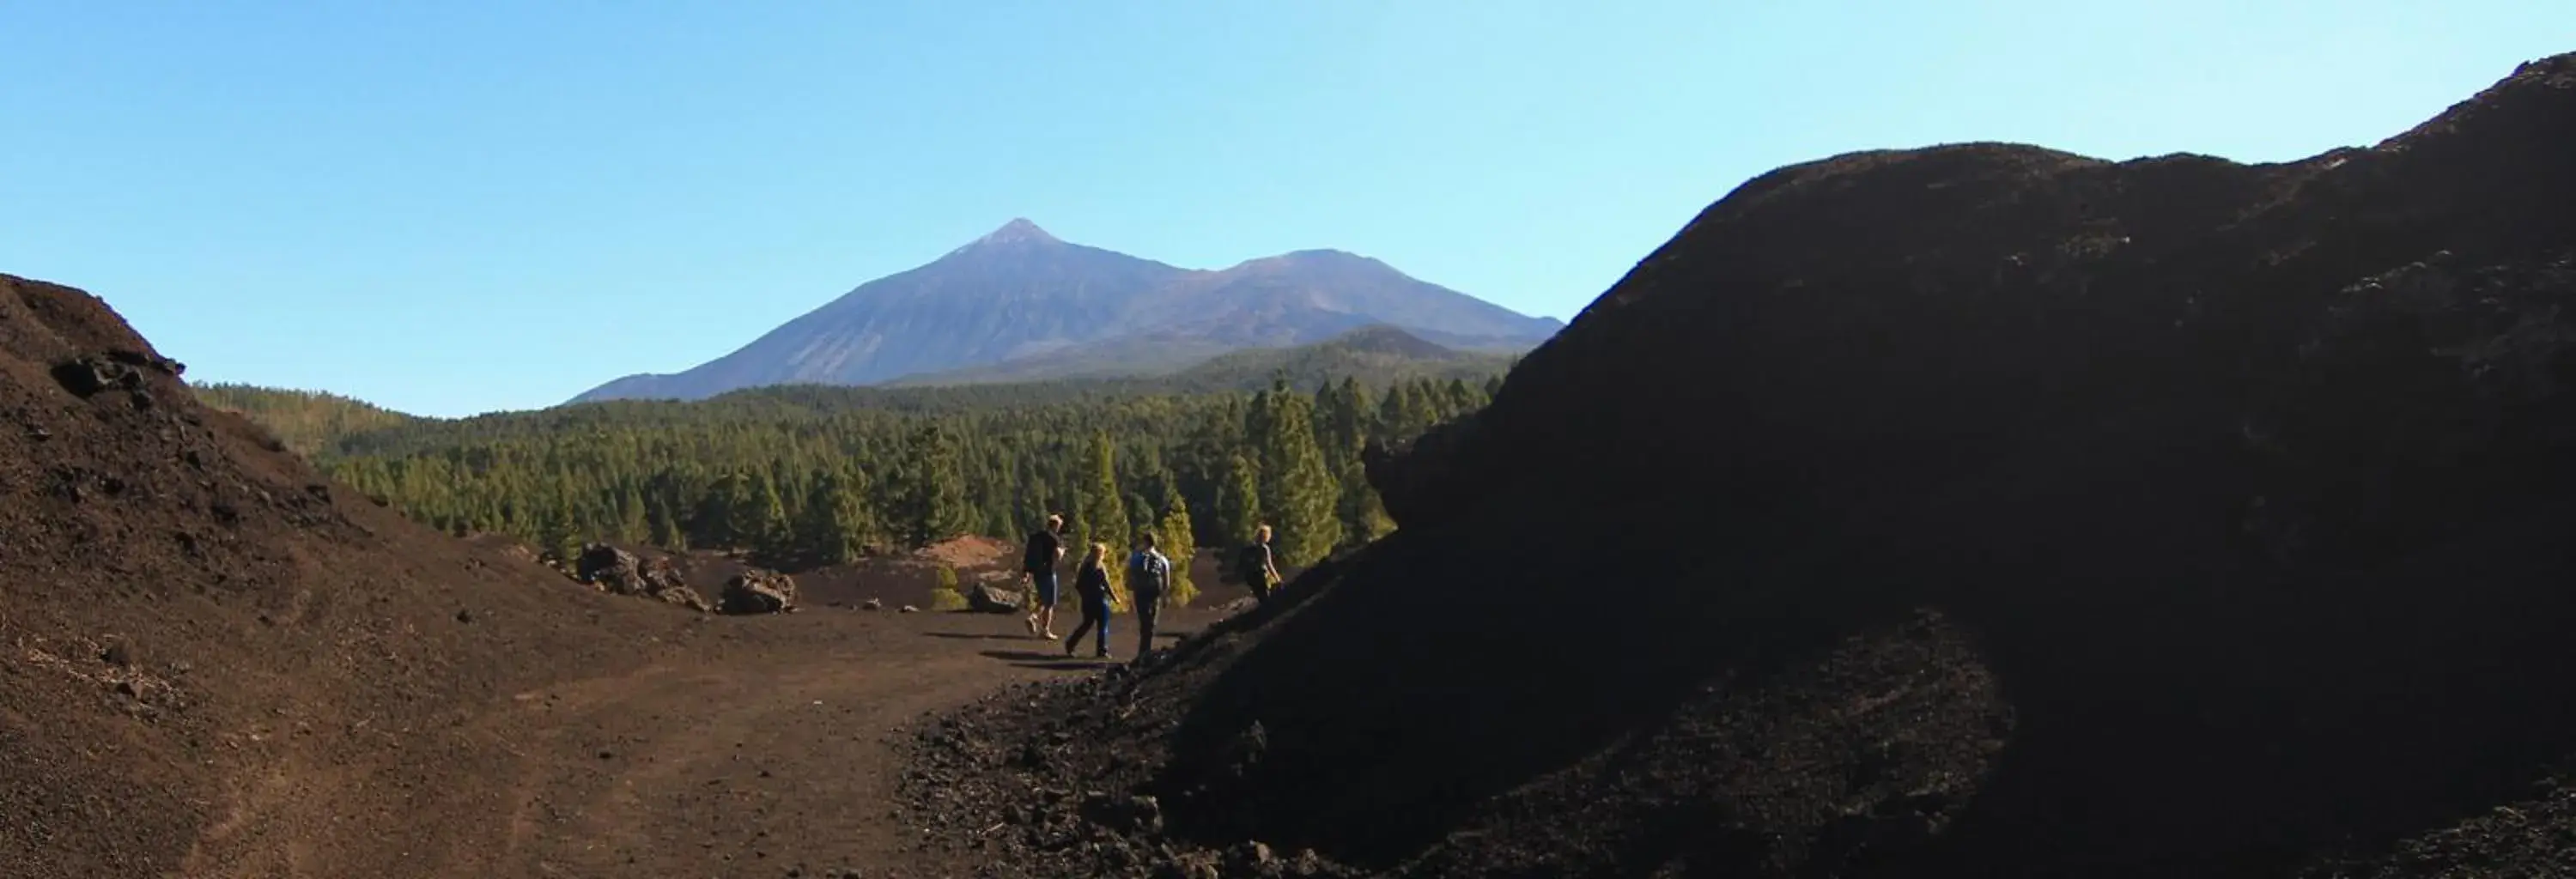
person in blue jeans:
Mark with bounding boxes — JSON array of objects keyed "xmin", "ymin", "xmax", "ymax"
[
  {"xmin": 1063, "ymin": 543, "xmax": 1115, "ymax": 660},
  {"xmin": 1021, "ymin": 514, "xmax": 1066, "ymax": 640}
]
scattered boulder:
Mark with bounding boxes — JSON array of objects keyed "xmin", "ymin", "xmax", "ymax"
[
  {"xmin": 574, "ymin": 543, "xmax": 711, "ymax": 612},
  {"xmin": 968, "ymin": 580, "xmax": 1025, "ymax": 614},
  {"xmin": 899, "ymin": 605, "xmax": 920, "ymax": 614},
  {"xmin": 861, "ymin": 598, "xmax": 884, "ymax": 611},
  {"xmin": 720, "ymin": 569, "xmax": 799, "ymax": 615},
  {"xmin": 574, "ymin": 543, "xmax": 647, "ymax": 594}
]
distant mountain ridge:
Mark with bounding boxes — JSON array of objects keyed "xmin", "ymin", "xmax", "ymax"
[
  {"xmin": 891, "ymin": 324, "xmax": 1509, "ymax": 389},
  {"xmin": 570, "ymin": 220, "xmax": 1560, "ymax": 403}
]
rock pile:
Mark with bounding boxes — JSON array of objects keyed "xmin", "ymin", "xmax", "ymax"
[
  {"xmin": 573, "ymin": 543, "xmax": 713, "ymax": 612},
  {"xmin": 720, "ymin": 569, "xmax": 799, "ymax": 615}
]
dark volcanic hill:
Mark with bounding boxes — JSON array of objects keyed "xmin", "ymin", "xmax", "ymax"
[
  {"xmin": 571, "ymin": 221, "xmax": 1559, "ymax": 403},
  {"xmin": 900, "ymin": 53, "xmax": 2576, "ymax": 879}
]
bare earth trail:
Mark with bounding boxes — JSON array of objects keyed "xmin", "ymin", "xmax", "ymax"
[{"xmin": 423, "ymin": 606, "xmax": 1215, "ymax": 879}]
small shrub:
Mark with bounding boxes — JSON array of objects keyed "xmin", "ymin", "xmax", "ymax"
[{"xmin": 929, "ymin": 564, "xmax": 968, "ymax": 611}]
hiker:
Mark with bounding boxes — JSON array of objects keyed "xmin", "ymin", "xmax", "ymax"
[
  {"xmin": 1021, "ymin": 514, "xmax": 1066, "ymax": 640},
  {"xmin": 1127, "ymin": 531, "xmax": 1173, "ymax": 661},
  {"xmin": 1063, "ymin": 543, "xmax": 1115, "ymax": 660},
  {"xmin": 1238, "ymin": 524, "xmax": 1282, "ymax": 603}
]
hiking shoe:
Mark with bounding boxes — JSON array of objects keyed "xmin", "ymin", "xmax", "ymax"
[{"xmin": 1096, "ymin": 652, "xmax": 1114, "ymax": 661}]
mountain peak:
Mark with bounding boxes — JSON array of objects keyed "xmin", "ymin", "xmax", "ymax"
[
  {"xmin": 572, "ymin": 221, "xmax": 1560, "ymax": 403},
  {"xmin": 941, "ymin": 218, "xmax": 1064, "ymax": 260},
  {"xmin": 978, "ymin": 217, "xmax": 1057, "ymax": 246}
]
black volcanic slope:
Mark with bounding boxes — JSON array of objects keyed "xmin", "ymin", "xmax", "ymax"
[{"xmin": 899, "ymin": 52, "xmax": 2576, "ymax": 879}]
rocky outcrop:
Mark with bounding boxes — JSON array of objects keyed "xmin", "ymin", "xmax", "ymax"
[
  {"xmin": 573, "ymin": 543, "xmax": 711, "ymax": 612},
  {"xmin": 720, "ymin": 569, "xmax": 799, "ymax": 615},
  {"xmin": 574, "ymin": 544, "xmax": 647, "ymax": 592}
]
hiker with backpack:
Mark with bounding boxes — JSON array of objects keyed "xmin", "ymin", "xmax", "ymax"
[
  {"xmin": 1021, "ymin": 514, "xmax": 1066, "ymax": 640},
  {"xmin": 1063, "ymin": 543, "xmax": 1116, "ymax": 660},
  {"xmin": 1235, "ymin": 524, "xmax": 1282, "ymax": 603},
  {"xmin": 1126, "ymin": 531, "xmax": 1173, "ymax": 662}
]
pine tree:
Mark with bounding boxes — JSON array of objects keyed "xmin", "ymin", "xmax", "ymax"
[
  {"xmin": 1315, "ymin": 377, "xmax": 1375, "ymax": 475},
  {"xmin": 696, "ymin": 474, "xmax": 743, "ymax": 549},
  {"xmin": 1078, "ymin": 433, "xmax": 1131, "ymax": 601},
  {"xmin": 1253, "ymin": 384, "xmax": 1342, "ymax": 567},
  {"xmin": 890, "ymin": 423, "xmax": 968, "ymax": 549},
  {"xmin": 1377, "ymin": 382, "xmax": 1416, "ymax": 439},
  {"xmin": 1080, "ymin": 434, "xmax": 1130, "ymax": 548},
  {"xmin": 1156, "ymin": 490, "xmax": 1200, "ymax": 608},
  {"xmin": 1216, "ymin": 452, "xmax": 1261, "ymax": 552},
  {"xmin": 617, "ymin": 483, "xmax": 650, "ymax": 543},
  {"xmin": 721, "ymin": 472, "xmax": 768, "ymax": 553},
  {"xmin": 536, "ymin": 498, "xmax": 580, "ymax": 563},
  {"xmin": 1443, "ymin": 378, "xmax": 1480, "ymax": 418},
  {"xmin": 761, "ymin": 476, "xmax": 795, "ymax": 561},
  {"xmin": 797, "ymin": 469, "xmax": 872, "ymax": 566},
  {"xmin": 649, "ymin": 494, "xmax": 687, "ymax": 552}
]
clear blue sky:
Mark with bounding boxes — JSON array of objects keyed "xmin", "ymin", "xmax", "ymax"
[{"xmin": 2, "ymin": 2, "xmax": 2567, "ymax": 416}]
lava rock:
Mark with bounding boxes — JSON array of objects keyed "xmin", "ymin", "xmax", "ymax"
[
  {"xmin": 968, "ymin": 580, "xmax": 1025, "ymax": 614},
  {"xmin": 720, "ymin": 569, "xmax": 799, "ymax": 615}
]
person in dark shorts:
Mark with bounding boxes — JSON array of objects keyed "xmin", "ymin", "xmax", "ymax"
[
  {"xmin": 1126, "ymin": 531, "xmax": 1172, "ymax": 662},
  {"xmin": 1063, "ymin": 543, "xmax": 1115, "ymax": 660},
  {"xmin": 1021, "ymin": 514, "xmax": 1066, "ymax": 640},
  {"xmin": 1236, "ymin": 524, "xmax": 1281, "ymax": 603}
]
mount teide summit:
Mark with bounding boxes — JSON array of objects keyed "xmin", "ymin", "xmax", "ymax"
[{"xmin": 571, "ymin": 220, "xmax": 1561, "ymax": 403}]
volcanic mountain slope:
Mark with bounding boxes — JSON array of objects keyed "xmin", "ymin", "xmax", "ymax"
[
  {"xmin": 571, "ymin": 220, "xmax": 1559, "ymax": 403},
  {"xmin": 898, "ymin": 53, "xmax": 2576, "ymax": 878},
  {"xmin": 0, "ymin": 274, "xmax": 694, "ymax": 877},
  {"xmin": 884, "ymin": 324, "xmax": 1510, "ymax": 390}
]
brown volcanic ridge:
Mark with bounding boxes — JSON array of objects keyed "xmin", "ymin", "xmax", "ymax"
[
  {"xmin": 0, "ymin": 277, "xmax": 717, "ymax": 876},
  {"xmin": 899, "ymin": 54, "xmax": 2576, "ymax": 877}
]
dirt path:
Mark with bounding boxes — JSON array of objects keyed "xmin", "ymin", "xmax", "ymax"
[{"xmin": 440, "ymin": 607, "xmax": 1212, "ymax": 879}]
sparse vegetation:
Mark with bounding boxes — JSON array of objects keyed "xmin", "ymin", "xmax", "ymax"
[{"xmin": 928, "ymin": 565, "xmax": 969, "ymax": 611}]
